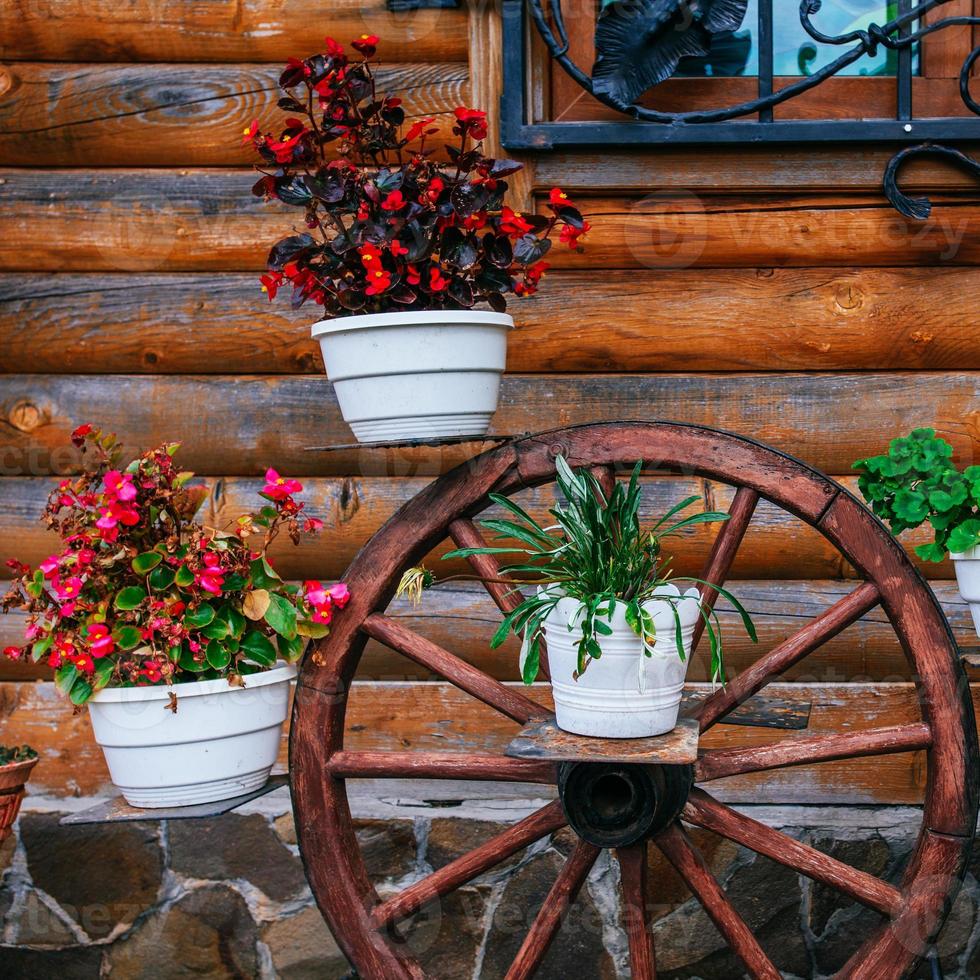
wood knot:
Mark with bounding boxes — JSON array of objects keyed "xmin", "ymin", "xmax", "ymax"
[
  {"xmin": 548, "ymin": 442, "xmax": 568, "ymax": 460},
  {"xmin": 0, "ymin": 68, "xmax": 13, "ymax": 99},
  {"xmin": 806, "ymin": 340, "xmax": 832, "ymax": 354},
  {"xmin": 910, "ymin": 330, "xmax": 934, "ymax": 345},
  {"xmin": 833, "ymin": 284, "xmax": 863, "ymax": 312},
  {"xmin": 8, "ymin": 400, "xmax": 41, "ymax": 432}
]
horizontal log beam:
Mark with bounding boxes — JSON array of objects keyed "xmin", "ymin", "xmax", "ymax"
[
  {"xmin": 0, "ymin": 65, "xmax": 466, "ymax": 167},
  {"xmin": 327, "ymin": 751, "xmax": 557, "ymax": 783},
  {"xmin": 3, "ymin": 580, "xmax": 973, "ymax": 684},
  {"xmin": 1, "ymin": 372, "xmax": 977, "ymax": 476},
  {"xmin": 0, "ymin": 1, "xmax": 468, "ymax": 62},
  {"xmin": 3, "ymin": 172, "xmax": 979, "ymax": 271},
  {"xmin": 6, "ymin": 680, "xmax": 975, "ymax": 803}
]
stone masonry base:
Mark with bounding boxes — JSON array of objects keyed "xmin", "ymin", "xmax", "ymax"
[{"xmin": 1, "ymin": 784, "xmax": 979, "ymax": 979}]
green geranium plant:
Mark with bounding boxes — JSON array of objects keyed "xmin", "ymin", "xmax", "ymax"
[
  {"xmin": 399, "ymin": 457, "xmax": 756, "ymax": 684},
  {"xmin": 853, "ymin": 427, "xmax": 980, "ymax": 561}
]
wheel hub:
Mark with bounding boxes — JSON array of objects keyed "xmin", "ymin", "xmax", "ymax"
[{"xmin": 557, "ymin": 761, "xmax": 694, "ymax": 848}]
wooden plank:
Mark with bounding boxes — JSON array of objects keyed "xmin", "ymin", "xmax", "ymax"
[
  {"xmin": 4, "ymin": 172, "xmax": 980, "ymax": 272},
  {"xmin": 546, "ymin": 194, "xmax": 980, "ymax": 269},
  {"xmin": 532, "ymin": 146, "xmax": 980, "ymax": 193},
  {"xmin": 7, "ymin": 268, "xmax": 980, "ymax": 374},
  {"xmin": 0, "ymin": 0, "xmax": 468, "ymax": 63},
  {"xmin": 6, "ymin": 680, "xmax": 976, "ymax": 803},
  {"xmin": 0, "ymin": 64, "xmax": 466, "ymax": 167},
  {"xmin": 4, "ymin": 578, "xmax": 974, "ymax": 684},
  {"xmin": 1, "ymin": 372, "xmax": 978, "ymax": 476}
]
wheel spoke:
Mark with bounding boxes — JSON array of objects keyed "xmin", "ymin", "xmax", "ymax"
[
  {"xmin": 371, "ymin": 800, "xmax": 567, "ymax": 929},
  {"xmin": 505, "ymin": 840, "xmax": 601, "ymax": 980},
  {"xmin": 692, "ymin": 487, "xmax": 759, "ymax": 653},
  {"xmin": 696, "ymin": 722, "xmax": 932, "ymax": 782},
  {"xmin": 683, "ymin": 788, "xmax": 901, "ymax": 916},
  {"xmin": 655, "ymin": 822, "xmax": 781, "ymax": 980},
  {"xmin": 448, "ymin": 517, "xmax": 551, "ymax": 681},
  {"xmin": 328, "ymin": 750, "xmax": 556, "ymax": 783},
  {"xmin": 696, "ymin": 581, "xmax": 880, "ymax": 731},
  {"xmin": 617, "ymin": 843, "xmax": 656, "ymax": 979},
  {"xmin": 362, "ymin": 614, "xmax": 549, "ymax": 724}
]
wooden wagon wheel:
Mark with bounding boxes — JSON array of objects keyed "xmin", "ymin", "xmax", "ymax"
[{"xmin": 290, "ymin": 422, "xmax": 978, "ymax": 979}]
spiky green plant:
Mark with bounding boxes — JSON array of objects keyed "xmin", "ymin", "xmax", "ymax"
[{"xmin": 441, "ymin": 457, "xmax": 756, "ymax": 684}]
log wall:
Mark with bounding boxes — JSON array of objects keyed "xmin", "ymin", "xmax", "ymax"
[{"xmin": 1, "ymin": 0, "xmax": 979, "ymax": 804}]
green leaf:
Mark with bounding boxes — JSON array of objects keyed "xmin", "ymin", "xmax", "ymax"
[
  {"xmin": 915, "ymin": 541, "xmax": 948, "ymax": 563},
  {"xmin": 69, "ymin": 677, "xmax": 94, "ymax": 706},
  {"xmin": 183, "ymin": 604, "xmax": 215, "ymax": 629},
  {"xmin": 946, "ymin": 519, "xmax": 980, "ymax": 555},
  {"xmin": 31, "ymin": 633, "xmax": 54, "ymax": 663},
  {"xmin": 205, "ymin": 640, "xmax": 232, "ymax": 671},
  {"xmin": 225, "ymin": 605, "xmax": 246, "ymax": 639},
  {"xmin": 175, "ymin": 564, "xmax": 195, "ymax": 588},
  {"xmin": 277, "ymin": 633, "xmax": 305, "ymax": 662},
  {"xmin": 54, "ymin": 663, "xmax": 79, "ymax": 696},
  {"xmin": 132, "ymin": 552, "xmax": 163, "ymax": 574},
  {"xmin": 241, "ymin": 630, "xmax": 277, "ymax": 666},
  {"xmin": 114, "ymin": 586, "xmax": 147, "ymax": 610},
  {"xmin": 201, "ymin": 616, "xmax": 230, "ymax": 640},
  {"xmin": 179, "ymin": 646, "xmax": 208, "ymax": 672},
  {"xmin": 297, "ymin": 619, "xmax": 330, "ymax": 639},
  {"xmin": 148, "ymin": 565, "xmax": 176, "ymax": 591},
  {"xmin": 264, "ymin": 593, "xmax": 298, "ymax": 640},
  {"xmin": 250, "ymin": 556, "xmax": 283, "ymax": 590},
  {"xmin": 112, "ymin": 625, "xmax": 143, "ymax": 650},
  {"xmin": 521, "ymin": 635, "xmax": 540, "ymax": 684},
  {"xmin": 93, "ymin": 658, "xmax": 115, "ymax": 691}
]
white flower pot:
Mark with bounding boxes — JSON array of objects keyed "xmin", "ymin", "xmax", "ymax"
[
  {"xmin": 951, "ymin": 544, "xmax": 980, "ymax": 636},
  {"xmin": 311, "ymin": 310, "xmax": 513, "ymax": 444},
  {"xmin": 541, "ymin": 586, "xmax": 702, "ymax": 738},
  {"xmin": 86, "ymin": 663, "xmax": 296, "ymax": 808}
]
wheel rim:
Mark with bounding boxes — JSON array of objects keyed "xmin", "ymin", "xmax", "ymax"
[{"xmin": 290, "ymin": 421, "xmax": 979, "ymax": 979}]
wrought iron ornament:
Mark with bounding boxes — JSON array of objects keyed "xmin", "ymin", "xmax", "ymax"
[{"xmin": 501, "ymin": 0, "xmax": 980, "ymax": 215}]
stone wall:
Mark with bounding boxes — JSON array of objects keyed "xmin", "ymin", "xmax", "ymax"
[{"xmin": 1, "ymin": 790, "xmax": 978, "ymax": 979}]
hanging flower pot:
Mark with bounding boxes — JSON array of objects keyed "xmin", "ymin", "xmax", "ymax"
[
  {"xmin": 543, "ymin": 586, "xmax": 702, "ymax": 738},
  {"xmin": 311, "ymin": 310, "xmax": 513, "ymax": 442},
  {"xmin": 245, "ymin": 36, "xmax": 589, "ymax": 444},
  {"xmin": 950, "ymin": 545, "xmax": 980, "ymax": 635},
  {"xmin": 2, "ymin": 426, "xmax": 350, "ymax": 809},
  {"xmin": 0, "ymin": 747, "xmax": 38, "ymax": 846},
  {"xmin": 87, "ymin": 664, "xmax": 295, "ymax": 808}
]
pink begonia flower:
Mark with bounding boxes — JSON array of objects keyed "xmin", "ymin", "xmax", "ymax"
[
  {"xmin": 39, "ymin": 555, "xmax": 60, "ymax": 578},
  {"xmin": 188, "ymin": 639, "xmax": 201, "ymax": 653},
  {"xmin": 303, "ymin": 580, "xmax": 335, "ymax": 625},
  {"xmin": 76, "ymin": 548, "xmax": 96, "ymax": 566},
  {"xmin": 59, "ymin": 602, "xmax": 76, "ymax": 618},
  {"xmin": 195, "ymin": 552, "xmax": 225, "ymax": 595},
  {"xmin": 103, "ymin": 470, "xmax": 137, "ymax": 502},
  {"xmin": 52, "ymin": 575, "xmax": 84, "ymax": 601},
  {"xmin": 24, "ymin": 623, "xmax": 41, "ymax": 642},
  {"xmin": 86, "ymin": 623, "xmax": 115, "ymax": 659},
  {"xmin": 303, "ymin": 517, "xmax": 324, "ymax": 533},
  {"xmin": 263, "ymin": 468, "xmax": 304, "ymax": 500},
  {"xmin": 311, "ymin": 605, "xmax": 333, "ymax": 625},
  {"xmin": 328, "ymin": 583, "xmax": 350, "ymax": 608}
]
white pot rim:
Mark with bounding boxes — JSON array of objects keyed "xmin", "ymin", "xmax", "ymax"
[
  {"xmin": 311, "ymin": 310, "xmax": 514, "ymax": 337},
  {"xmin": 950, "ymin": 545, "xmax": 980, "ymax": 560},
  {"xmin": 88, "ymin": 662, "xmax": 297, "ymax": 703}
]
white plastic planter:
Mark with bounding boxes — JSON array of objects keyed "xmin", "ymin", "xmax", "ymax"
[
  {"xmin": 542, "ymin": 585, "xmax": 702, "ymax": 738},
  {"xmin": 86, "ymin": 663, "xmax": 296, "ymax": 808},
  {"xmin": 951, "ymin": 544, "xmax": 980, "ymax": 635},
  {"xmin": 311, "ymin": 310, "xmax": 513, "ymax": 444}
]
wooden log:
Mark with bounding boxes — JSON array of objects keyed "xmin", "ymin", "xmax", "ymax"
[
  {"xmin": 2, "ymin": 372, "xmax": 978, "ymax": 477},
  {"xmin": 544, "ymin": 193, "xmax": 980, "ymax": 269},
  {"xmin": 505, "ymin": 840, "xmax": 601, "ymax": 980},
  {"xmin": 4, "ymin": 579, "xmax": 975, "ymax": 684},
  {"xmin": 361, "ymin": 614, "xmax": 549, "ymax": 724},
  {"xmin": 0, "ymin": 64, "xmax": 466, "ymax": 167},
  {"xmin": 6, "ymin": 680, "xmax": 973, "ymax": 803},
  {"xmin": 0, "ymin": 0, "xmax": 468, "ymax": 63},
  {"xmin": 682, "ymin": 788, "xmax": 902, "ymax": 916},
  {"xmin": 327, "ymin": 751, "xmax": 556, "ymax": 783},
  {"xmin": 695, "ymin": 722, "xmax": 935, "ymax": 783},
  {"xmin": 532, "ymin": 146, "xmax": 980, "ymax": 193},
  {"xmin": 697, "ymin": 582, "xmax": 882, "ymax": 730},
  {"xmin": 7, "ymin": 268, "xmax": 980, "ymax": 374},
  {"xmin": 655, "ymin": 823, "xmax": 781, "ymax": 980},
  {"xmin": 370, "ymin": 799, "xmax": 567, "ymax": 928},
  {"xmin": 691, "ymin": 487, "xmax": 759, "ymax": 653},
  {"xmin": 617, "ymin": 844, "xmax": 656, "ymax": 980},
  {"xmin": 3, "ymin": 172, "xmax": 980, "ymax": 271}
]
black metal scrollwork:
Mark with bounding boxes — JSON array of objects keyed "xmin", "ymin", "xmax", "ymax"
[{"xmin": 503, "ymin": 0, "xmax": 980, "ymax": 215}]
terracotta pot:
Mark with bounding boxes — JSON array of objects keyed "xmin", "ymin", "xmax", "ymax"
[{"xmin": 0, "ymin": 756, "xmax": 38, "ymax": 847}]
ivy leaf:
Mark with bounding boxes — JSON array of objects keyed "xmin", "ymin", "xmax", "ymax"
[
  {"xmin": 132, "ymin": 552, "xmax": 163, "ymax": 574},
  {"xmin": 114, "ymin": 586, "xmax": 147, "ymax": 611},
  {"xmin": 265, "ymin": 593, "xmax": 298, "ymax": 640}
]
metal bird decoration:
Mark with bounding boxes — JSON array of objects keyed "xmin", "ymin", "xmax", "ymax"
[{"xmin": 592, "ymin": 0, "xmax": 750, "ymax": 106}]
